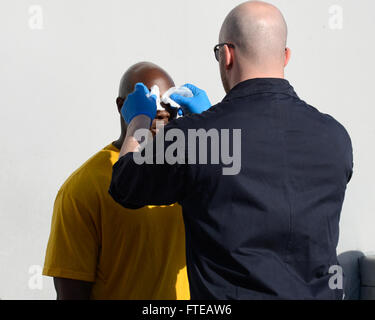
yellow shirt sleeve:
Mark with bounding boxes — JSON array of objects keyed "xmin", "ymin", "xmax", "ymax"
[{"xmin": 43, "ymin": 184, "xmax": 100, "ymax": 282}]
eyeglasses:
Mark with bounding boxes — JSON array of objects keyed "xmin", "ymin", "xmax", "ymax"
[{"xmin": 213, "ymin": 43, "xmax": 235, "ymax": 62}]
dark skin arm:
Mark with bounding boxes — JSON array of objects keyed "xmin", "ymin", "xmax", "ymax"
[{"xmin": 54, "ymin": 277, "xmax": 93, "ymax": 300}]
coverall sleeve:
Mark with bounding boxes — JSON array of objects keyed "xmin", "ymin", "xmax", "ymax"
[{"xmin": 108, "ymin": 121, "xmax": 191, "ymax": 209}]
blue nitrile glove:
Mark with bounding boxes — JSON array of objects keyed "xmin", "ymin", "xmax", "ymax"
[
  {"xmin": 170, "ymin": 83, "xmax": 211, "ymax": 115},
  {"xmin": 121, "ymin": 82, "xmax": 157, "ymax": 125}
]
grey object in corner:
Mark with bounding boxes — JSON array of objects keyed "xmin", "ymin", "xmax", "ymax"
[
  {"xmin": 360, "ymin": 255, "xmax": 375, "ymax": 300},
  {"xmin": 338, "ymin": 251, "xmax": 375, "ymax": 300}
]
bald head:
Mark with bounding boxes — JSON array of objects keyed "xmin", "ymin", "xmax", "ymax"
[
  {"xmin": 115, "ymin": 62, "xmax": 176, "ymax": 139},
  {"xmin": 219, "ymin": 1, "xmax": 288, "ymax": 66},
  {"xmin": 118, "ymin": 62, "xmax": 174, "ymax": 99}
]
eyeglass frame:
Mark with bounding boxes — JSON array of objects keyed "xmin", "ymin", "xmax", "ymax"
[{"xmin": 213, "ymin": 43, "xmax": 235, "ymax": 62}]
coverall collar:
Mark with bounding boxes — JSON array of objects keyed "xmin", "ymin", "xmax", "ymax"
[{"xmin": 223, "ymin": 77, "xmax": 299, "ymax": 102}]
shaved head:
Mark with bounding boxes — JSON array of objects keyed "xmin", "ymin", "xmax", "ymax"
[
  {"xmin": 219, "ymin": 1, "xmax": 288, "ymax": 66},
  {"xmin": 114, "ymin": 62, "xmax": 176, "ymax": 142},
  {"xmin": 118, "ymin": 62, "xmax": 174, "ymax": 99}
]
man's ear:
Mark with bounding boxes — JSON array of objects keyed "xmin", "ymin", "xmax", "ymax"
[
  {"xmin": 284, "ymin": 48, "xmax": 291, "ymax": 67},
  {"xmin": 116, "ymin": 97, "xmax": 124, "ymax": 113},
  {"xmin": 223, "ymin": 45, "xmax": 234, "ymax": 70}
]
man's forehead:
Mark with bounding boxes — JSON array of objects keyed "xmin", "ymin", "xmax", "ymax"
[
  {"xmin": 138, "ymin": 75, "xmax": 173, "ymax": 95},
  {"xmin": 120, "ymin": 64, "xmax": 175, "ymax": 98}
]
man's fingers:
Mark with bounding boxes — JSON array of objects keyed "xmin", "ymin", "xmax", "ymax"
[
  {"xmin": 149, "ymin": 94, "xmax": 157, "ymax": 103},
  {"xmin": 134, "ymin": 82, "xmax": 157, "ymax": 103},
  {"xmin": 134, "ymin": 82, "xmax": 150, "ymax": 95},
  {"xmin": 182, "ymin": 83, "xmax": 199, "ymax": 95},
  {"xmin": 170, "ymin": 93, "xmax": 190, "ymax": 106}
]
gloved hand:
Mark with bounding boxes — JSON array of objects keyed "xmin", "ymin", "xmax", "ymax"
[
  {"xmin": 121, "ymin": 83, "xmax": 157, "ymax": 125},
  {"xmin": 170, "ymin": 83, "xmax": 211, "ymax": 116}
]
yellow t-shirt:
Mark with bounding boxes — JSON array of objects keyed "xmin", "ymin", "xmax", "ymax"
[{"xmin": 43, "ymin": 143, "xmax": 190, "ymax": 300}]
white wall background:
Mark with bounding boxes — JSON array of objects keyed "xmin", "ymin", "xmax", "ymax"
[{"xmin": 0, "ymin": 0, "xmax": 374, "ymax": 299}]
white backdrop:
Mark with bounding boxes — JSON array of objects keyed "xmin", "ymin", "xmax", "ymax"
[{"xmin": 0, "ymin": 0, "xmax": 374, "ymax": 299}]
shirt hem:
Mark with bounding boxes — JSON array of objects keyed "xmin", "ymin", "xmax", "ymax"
[{"xmin": 43, "ymin": 266, "xmax": 96, "ymax": 283}]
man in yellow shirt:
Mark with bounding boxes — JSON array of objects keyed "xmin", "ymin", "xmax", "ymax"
[{"xmin": 43, "ymin": 62, "xmax": 190, "ymax": 300}]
